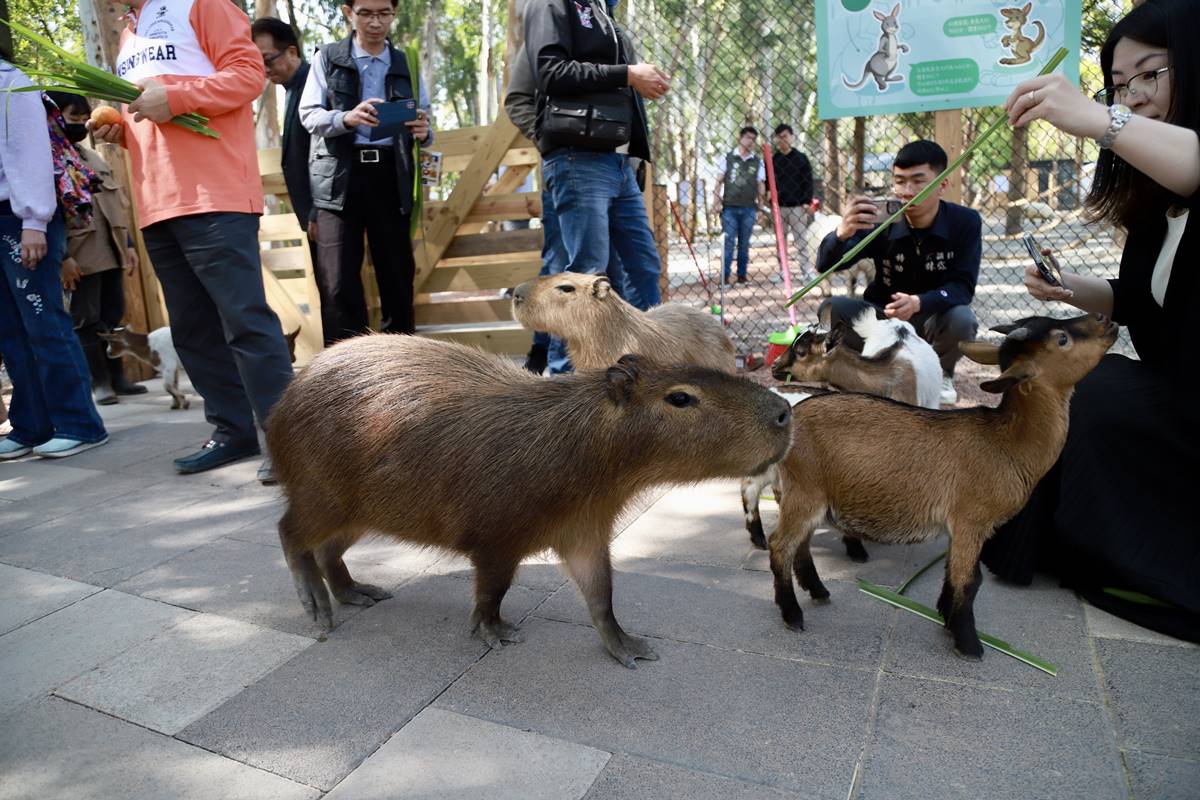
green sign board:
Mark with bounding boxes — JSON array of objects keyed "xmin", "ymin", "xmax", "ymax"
[{"xmin": 818, "ymin": 0, "xmax": 1081, "ymax": 119}]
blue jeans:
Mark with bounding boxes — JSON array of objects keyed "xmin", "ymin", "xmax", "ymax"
[
  {"xmin": 721, "ymin": 206, "xmax": 756, "ymax": 280},
  {"xmin": 0, "ymin": 211, "xmax": 106, "ymax": 446},
  {"xmin": 534, "ymin": 176, "xmax": 648, "ymax": 375}
]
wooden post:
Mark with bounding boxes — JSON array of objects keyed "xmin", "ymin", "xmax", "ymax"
[
  {"xmin": 1006, "ymin": 124, "xmax": 1028, "ymax": 235},
  {"xmin": 852, "ymin": 117, "xmax": 865, "ymax": 193},
  {"xmin": 652, "ymin": 183, "xmax": 670, "ymax": 303},
  {"xmin": 822, "ymin": 119, "xmax": 841, "ymax": 214},
  {"xmin": 934, "ymin": 109, "xmax": 964, "ymax": 203}
]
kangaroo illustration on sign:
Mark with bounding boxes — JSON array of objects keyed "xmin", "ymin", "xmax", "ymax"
[
  {"xmin": 842, "ymin": 4, "xmax": 909, "ymax": 91},
  {"xmin": 999, "ymin": 2, "xmax": 1045, "ymax": 66}
]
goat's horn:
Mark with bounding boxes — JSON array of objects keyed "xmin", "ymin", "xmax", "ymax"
[{"xmin": 1003, "ymin": 327, "xmax": 1032, "ymax": 341}]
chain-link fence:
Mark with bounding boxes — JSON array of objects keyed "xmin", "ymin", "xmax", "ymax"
[{"xmin": 619, "ymin": 0, "xmax": 1131, "ymax": 357}]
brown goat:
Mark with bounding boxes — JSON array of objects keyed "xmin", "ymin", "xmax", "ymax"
[
  {"xmin": 772, "ymin": 328, "xmax": 919, "ymax": 405},
  {"xmin": 769, "ymin": 314, "xmax": 1118, "ymax": 659},
  {"xmin": 266, "ymin": 335, "xmax": 793, "ymax": 668}
]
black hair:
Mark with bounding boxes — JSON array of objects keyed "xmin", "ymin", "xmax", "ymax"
[
  {"xmin": 1089, "ymin": 0, "xmax": 1199, "ymax": 229},
  {"xmin": 250, "ymin": 17, "xmax": 300, "ymax": 51},
  {"xmin": 346, "ymin": 0, "xmax": 400, "ymax": 8},
  {"xmin": 894, "ymin": 139, "xmax": 948, "ymax": 173},
  {"xmin": 46, "ymin": 91, "xmax": 90, "ymax": 115},
  {"xmin": 773, "ymin": 123, "xmax": 794, "ymax": 136},
  {"xmin": 739, "ymin": 126, "xmax": 759, "ymax": 138}
]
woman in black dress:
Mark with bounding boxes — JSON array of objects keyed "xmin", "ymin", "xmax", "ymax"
[{"xmin": 980, "ymin": 0, "xmax": 1199, "ymax": 641}]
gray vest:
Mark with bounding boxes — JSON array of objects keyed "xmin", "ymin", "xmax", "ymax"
[
  {"xmin": 310, "ymin": 36, "xmax": 416, "ymax": 214},
  {"xmin": 721, "ymin": 152, "xmax": 761, "ymax": 208}
]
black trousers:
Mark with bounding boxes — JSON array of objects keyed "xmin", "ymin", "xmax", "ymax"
[
  {"xmin": 315, "ymin": 150, "xmax": 415, "ymax": 345},
  {"xmin": 819, "ymin": 295, "xmax": 978, "ymax": 377},
  {"xmin": 143, "ymin": 212, "xmax": 294, "ymax": 444},
  {"xmin": 70, "ymin": 268, "xmax": 124, "ymax": 347}
]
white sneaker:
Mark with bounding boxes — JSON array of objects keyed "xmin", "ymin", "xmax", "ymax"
[{"xmin": 940, "ymin": 376, "xmax": 958, "ymax": 406}]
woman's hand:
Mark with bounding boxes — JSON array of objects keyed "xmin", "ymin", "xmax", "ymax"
[
  {"xmin": 1005, "ymin": 74, "xmax": 1110, "ymax": 139},
  {"xmin": 19, "ymin": 230, "xmax": 46, "ymax": 269},
  {"xmin": 124, "ymin": 247, "xmax": 139, "ymax": 276},
  {"xmin": 1023, "ymin": 263, "xmax": 1075, "ymax": 303},
  {"xmin": 61, "ymin": 257, "xmax": 82, "ymax": 291}
]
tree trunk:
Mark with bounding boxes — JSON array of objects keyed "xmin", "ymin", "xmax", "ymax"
[
  {"xmin": 0, "ymin": 0, "xmax": 13, "ymax": 61},
  {"xmin": 852, "ymin": 117, "xmax": 865, "ymax": 193},
  {"xmin": 1006, "ymin": 124, "xmax": 1028, "ymax": 235},
  {"xmin": 823, "ymin": 119, "xmax": 841, "ymax": 214},
  {"xmin": 479, "ymin": 0, "xmax": 492, "ymax": 123},
  {"xmin": 254, "ymin": 0, "xmax": 280, "ymax": 150},
  {"xmin": 502, "ymin": 0, "xmax": 523, "ymax": 96}
]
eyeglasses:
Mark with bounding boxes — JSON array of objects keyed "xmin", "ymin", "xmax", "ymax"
[
  {"xmin": 353, "ymin": 10, "xmax": 395, "ymax": 23},
  {"xmin": 262, "ymin": 51, "xmax": 286, "ymax": 67},
  {"xmin": 1093, "ymin": 66, "xmax": 1170, "ymax": 104}
]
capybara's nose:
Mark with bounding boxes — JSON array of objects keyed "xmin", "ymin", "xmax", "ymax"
[
  {"xmin": 772, "ymin": 399, "xmax": 792, "ymax": 429},
  {"xmin": 512, "ymin": 282, "xmax": 529, "ymax": 305}
]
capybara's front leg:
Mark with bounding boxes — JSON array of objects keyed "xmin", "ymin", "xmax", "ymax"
[
  {"xmin": 561, "ymin": 540, "xmax": 658, "ymax": 669},
  {"xmin": 317, "ymin": 538, "xmax": 393, "ymax": 607},
  {"xmin": 469, "ymin": 554, "xmax": 525, "ymax": 648},
  {"xmin": 280, "ymin": 508, "xmax": 334, "ymax": 629}
]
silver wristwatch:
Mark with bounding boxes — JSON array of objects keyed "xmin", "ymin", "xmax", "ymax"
[{"xmin": 1098, "ymin": 103, "xmax": 1132, "ymax": 149}]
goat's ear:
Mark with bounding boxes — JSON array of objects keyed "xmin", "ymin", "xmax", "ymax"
[
  {"xmin": 605, "ymin": 357, "xmax": 641, "ymax": 406},
  {"xmin": 979, "ymin": 363, "xmax": 1037, "ymax": 394},
  {"xmin": 959, "ymin": 340, "xmax": 1000, "ymax": 366},
  {"xmin": 592, "ymin": 276, "xmax": 613, "ymax": 299}
]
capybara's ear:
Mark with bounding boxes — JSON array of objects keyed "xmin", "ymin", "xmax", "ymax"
[
  {"xmin": 980, "ymin": 363, "xmax": 1037, "ymax": 394},
  {"xmin": 605, "ymin": 359, "xmax": 641, "ymax": 406},
  {"xmin": 959, "ymin": 340, "xmax": 1000, "ymax": 366},
  {"xmin": 592, "ymin": 276, "xmax": 613, "ymax": 299},
  {"xmin": 616, "ymin": 354, "xmax": 641, "ymax": 367}
]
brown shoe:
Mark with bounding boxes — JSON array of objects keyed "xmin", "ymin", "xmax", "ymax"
[{"xmin": 736, "ymin": 275, "xmax": 749, "ymax": 284}]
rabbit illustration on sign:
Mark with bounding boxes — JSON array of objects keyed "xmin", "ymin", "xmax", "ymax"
[
  {"xmin": 842, "ymin": 4, "xmax": 909, "ymax": 91},
  {"xmin": 998, "ymin": 2, "xmax": 1045, "ymax": 66}
]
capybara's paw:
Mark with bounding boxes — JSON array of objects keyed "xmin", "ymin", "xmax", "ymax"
[
  {"xmin": 334, "ymin": 582, "xmax": 393, "ymax": 606},
  {"xmin": 474, "ymin": 620, "xmax": 524, "ymax": 649},
  {"xmin": 608, "ymin": 633, "xmax": 659, "ymax": 669}
]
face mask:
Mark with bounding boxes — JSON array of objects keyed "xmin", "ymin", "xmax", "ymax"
[{"xmin": 64, "ymin": 122, "xmax": 88, "ymax": 144}]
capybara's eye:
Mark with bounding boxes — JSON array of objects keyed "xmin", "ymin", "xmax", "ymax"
[
  {"xmin": 665, "ymin": 392, "xmax": 695, "ymax": 408},
  {"xmin": 557, "ymin": 285, "xmax": 576, "ymax": 293},
  {"xmin": 1058, "ymin": 332, "xmax": 1070, "ymax": 347}
]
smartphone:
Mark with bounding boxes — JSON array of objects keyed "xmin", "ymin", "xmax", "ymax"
[
  {"xmin": 870, "ymin": 197, "xmax": 902, "ymax": 224},
  {"xmin": 1022, "ymin": 233, "xmax": 1063, "ymax": 287},
  {"xmin": 367, "ymin": 99, "xmax": 419, "ymax": 142}
]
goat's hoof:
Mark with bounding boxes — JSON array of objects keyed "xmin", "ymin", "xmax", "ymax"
[
  {"xmin": 811, "ymin": 594, "xmax": 832, "ymax": 605},
  {"xmin": 954, "ymin": 647, "xmax": 984, "ymax": 662},
  {"xmin": 781, "ymin": 610, "xmax": 805, "ymax": 631},
  {"xmin": 843, "ymin": 538, "xmax": 870, "ymax": 563}
]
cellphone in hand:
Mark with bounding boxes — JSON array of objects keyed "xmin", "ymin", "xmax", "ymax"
[
  {"xmin": 1022, "ymin": 233, "xmax": 1063, "ymax": 287},
  {"xmin": 870, "ymin": 197, "xmax": 902, "ymax": 224}
]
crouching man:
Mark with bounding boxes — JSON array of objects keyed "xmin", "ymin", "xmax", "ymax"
[{"xmin": 816, "ymin": 139, "xmax": 980, "ymax": 405}]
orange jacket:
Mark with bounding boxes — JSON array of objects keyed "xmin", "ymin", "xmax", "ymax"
[{"xmin": 116, "ymin": 0, "xmax": 265, "ymax": 228}]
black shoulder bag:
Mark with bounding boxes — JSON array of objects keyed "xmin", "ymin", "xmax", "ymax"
[{"xmin": 541, "ymin": 89, "xmax": 633, "ymax": 151}]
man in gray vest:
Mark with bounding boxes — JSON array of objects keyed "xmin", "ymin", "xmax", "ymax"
[
  {"xmin": 299, "ymin": 0, "xmax": 432, "ymax": 344},
  {"xmin": 712, "ymin": 126, "xmax": 765, "ymax": 285}
]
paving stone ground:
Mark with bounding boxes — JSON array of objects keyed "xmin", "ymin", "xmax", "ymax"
[{"xmin": 1, "ymin": 383, "xmax": 1197, "ymax": 799}]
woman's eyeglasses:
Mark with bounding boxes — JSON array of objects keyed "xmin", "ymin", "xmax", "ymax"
[{"xmin": 1093, "ymin": 66, "xmax": 1170, "ymax": 104}]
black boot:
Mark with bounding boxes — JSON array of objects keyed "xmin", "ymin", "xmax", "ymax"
[
  {"xmin": 523, "ymin": 342, "xmax": 548, "ymax": 375},
  {"xmin": 108, "ymin": 355, "xmax": 148, "ymax": 396},
  {"xmin": 83, "ymin": 342, "xmax": 118, "ymax": 405}
]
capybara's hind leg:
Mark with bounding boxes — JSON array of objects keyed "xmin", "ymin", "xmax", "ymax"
[
  {"xmin": 560, "ymin": 538, "xmax": 658, "ymax": 669},
  {"xmin": 469, "ymin": 553, "xmax": 524, "ymax": 649},
  {"xmin": 317, "ymin": 536, "xmax": 393, "ymax": 607},
  {"xmin": 279, "ymin": 508, "xmax": 334, "ymax": 629}
]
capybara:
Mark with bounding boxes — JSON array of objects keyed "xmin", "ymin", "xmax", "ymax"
[{"xmin": 267, "ymin": 335, "xmax": 793, "ymax": 668}]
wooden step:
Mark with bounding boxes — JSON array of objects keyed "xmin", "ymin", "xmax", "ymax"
[{"xmin": 417, "ymin": 321, "xmax": 529, "ymax": 354}]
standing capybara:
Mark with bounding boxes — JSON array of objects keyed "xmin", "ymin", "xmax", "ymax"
[{"xmin": 266, "ymin": 335, "xmax": 793, "ymax": 668}]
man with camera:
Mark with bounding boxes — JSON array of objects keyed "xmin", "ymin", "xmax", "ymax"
[
  {"xmin": 816, "ymin": 139, "xmax": 981, "ymax": 405},
  {"xmin": 524, "ymin": 0, "xmax": 667, "ymax": 310}
]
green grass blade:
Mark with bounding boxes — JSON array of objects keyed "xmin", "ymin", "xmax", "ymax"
[
  {"xmin": 858, "ymin": 579, "xmax": 1058, "ymax": 676},
  {"xmin": 895, "ymin": 550, "xmax": 946, "ymax": 596},
  {"xmin": 786, "ymin": 46, "xmax": 1069, "ymax": 308},
  {"xmin": 1101, "ymin": 587, "xmax": 1173, "ymax": 608}
]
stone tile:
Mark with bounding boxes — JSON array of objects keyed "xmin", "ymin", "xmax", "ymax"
[
  {"xmin": 0, "ymin": 589, "xmax": 192, "ymax": 715},
  {"xmin": 0, "ymin": 461, "xmax": 104, "ymax": 501},
  {"xmin": 537, "ymin": 558, "xmax": 889, "ymax": 668},
  {"xmin": 431, "ymin": 552, "xmax": 569, "ymax": 595},
  {"xmin": 883, "ymin": 573, "xmax": 1100, "ymax": 700},
  {"xmin": 0, "ymin": 472, "xmax": 164, "ymax": 536},
  {"xmin": 326, "ymin": 708, "xmax": 610, "ymax": 800},
  {"xmin": 117, "ymin": 537, "xmax": 445, "ymax": 637},
  {"xmin": 56, "ymin": 613, "xmax": 313, "ymax": 734},
  {"xmin": 435, "ymin": 618, "xmax": 875, "ymax": 798},
  {"xmin": 54, "ymin": 421, "xmax": 214, "ymax": 473},
  {"xmin": 0, "ymin": 486, "xmax": 277, "ymax": 587},
  {"xmin": 1123, "ymin": 750, "xmax": 1200, "ymax": 800},
  {"xmin": 0, "ymin": 563, "xmax": 100, "ymax": 635},
  {"xmin": 1097, "ymin": 639, "xmax": 1200, "ymax": 757},
  {"xmin": 0, "ymin": 697, "xmax": 319, "ymax": 800},
  {"xmin": 178, "ymin": 575, "xmax": 545, "ymax": 790},
  {"xmin": 582, "ymin": 755, "xmax": 808, "ymax": 800},
  {"xmin": 1084, "ymin": 602, "xmax": 1198, "ymax": 648},
  {"xmin": 611, "ymin": 480, "xmax": 761, "ymax": 569},
  {"xmin": 858, "ymin": 674, "xmax": 1127, "ymax": 800}
]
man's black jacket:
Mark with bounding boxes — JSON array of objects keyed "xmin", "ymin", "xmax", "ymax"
[{"xmin": 523, "ymin": 0, "xmax": 651, "ymax": 160}]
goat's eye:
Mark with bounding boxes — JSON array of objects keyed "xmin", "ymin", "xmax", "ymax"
[
  {"xmin": 1058, "ymin": 333, "xmax": 1070, "ymax": 347},
  {"xmin": 665, "ymin": 392, "xmax": 695, "ymax": 408},
  {"xmin": 557, "ymin": 285, "xmax": 576, "ymax": 293}
]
